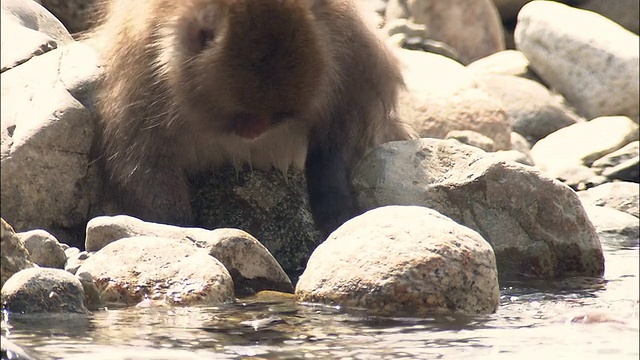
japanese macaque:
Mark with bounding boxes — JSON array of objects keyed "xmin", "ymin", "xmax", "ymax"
[{"xmin": 90, "ymin": 0, "xmax": 415, "ymax": 237}]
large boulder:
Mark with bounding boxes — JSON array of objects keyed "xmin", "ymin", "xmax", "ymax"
[
  {"xmin": 353, "ymin": 138, "xmax": 605, "ymax": 279},
  {"xmin": 1, "ymin": 41, "xmax": 102, "ymax": 245},
  {"xmin": 296, "ymin": 206, "xmax": 500, "ymax": 315},
  {"xmin": 515, "ymin": 1, "xmax": 639, "ymax": 121}
]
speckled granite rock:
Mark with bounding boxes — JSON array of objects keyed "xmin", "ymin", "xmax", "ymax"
[
  {"xmin": 1, "ymin": 218, "xmax": 36, "ymax": 289},
  {"xmin": 296, "ymin": 206, "xmax": 500, "ymax": 315},
  {"xmin": 17, "ymin": 229, "xmax": 66, "ymax": 269},
  {"xmin": 353, "ymin": 138, "xmax": 605, "ymax": 279},
  {"xmin": 85, "ymin": 215, "xmax": 293, "ymax": 294},
  {"xmin": 76, "ymin": 236, "xmax": 234, "ymax": 306},
  {"xmin": 1, "ymin": 267, "xmax": 89, "ymax": 313}
]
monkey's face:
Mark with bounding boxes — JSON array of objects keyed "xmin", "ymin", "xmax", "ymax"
[{"xmin": 160, "ymin": 0, "xmax": 329, "ymax": 140}]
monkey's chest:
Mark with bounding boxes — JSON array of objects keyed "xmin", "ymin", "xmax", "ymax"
[{"xmin": 179, "ymin": 121, "xmax": 309, "ymax": 174}]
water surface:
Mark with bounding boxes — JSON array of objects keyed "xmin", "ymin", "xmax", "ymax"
[{"xmin": 3, "ymin": 247, "xmax": 638, "ymax": 359}]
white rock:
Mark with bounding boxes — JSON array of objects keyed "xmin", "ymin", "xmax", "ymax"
[
  {"xmin": 76, "ymin": 236, "xmax": 234, "ymax": 306},
  {"xmin": 1, "ymin": 0, "xmax": 73, "ymax": 71},
  {"xmin": 577, "ymin": 181, "xmax": 640, "ymax": 218},
  {"xmin": 396, "ymin": 49, "xmax": 511, "ymax": 150},
  {"xmin": 85, "ymin": 215, "xmax": 292, "ymax": 293},
  {"xmin": 1, "ymin": 42, "xmax": 101, "ymax": 236},
  {"xmin": 530, "ymin": 116, "xmax": 639, "ymax": 177},
  {"xmin": 515, "ymin": 1, "xmax": 639, "ymax": 120},
  {"xmin": 18, "ymin": 229, "xmax": 66, "ymax": 269},
  {"xmin": 582, "ymin": 205, "xmax": 639, "ymax": 249}
]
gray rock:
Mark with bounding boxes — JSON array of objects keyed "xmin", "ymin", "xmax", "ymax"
[
  {"xmin": 191, "ymin": 166, "xmax": 322, "ymax": 275},
  {"xmin": 601, "ymin": 156, "xmax": 639, "ymax": 183},
  {"xmin": 476, "ymin": 73, "xmax": 583, "ymax": 144},
  {"xmin": 405, "ymin": 0, "xmax": 505, "ymax": 64},
  {"xmin": 1, "ymin": 41, "xmax": 102, "ymax": 245},
  {"xmin": 490, "ymin": 149, "xmax": 534, "ymax": 166},
  {"xmin": 396, "ymin": 49, "xmax": 511, "ymax": 150},
  {"xmin": 85, "ymin": 215, "xmax": 292, "ymax": 294},
  {"xmin": 384, "ymin": 19, "xmax": 462, "ymax": 61},
  {"xmin": 384, "ymin": 18, "xmax": 429, "ymax": 38},
  {"xmin": 445, "ymin": 130, "xmax": 495, "ymax": 151},
  {"xmin": 76, "ymin": 236, "xmax": 234, "ymax": 306},
  {"xmin": 64, "ymin": 246, "xmax": 81, "ymax": 259},
  {"xmin": 76, "ymin": 271, "xmax": 103, "ymax": 310},
  {"xmin": 510, "ymin": 131, "xmax": 532, "ymax": 155},
  {"xmin": 353, "ymin": 138, "xmax": 604, "ymax": 278},
  {"xmin": 64, "ymin": 250, "xmax": 90, "ymax": 275},
  {"xmin": 530, "ymin": 116, "xmax": 639, "ymax": 178},
  {"xmin": 17, "ymin": 229, "xmax": 67, "ymax": 269},
  {"xmin": 1, "ymin": 267, "xmax": 89, "ymax": 313},
  {"xmin": 550, "ymin": 164, "xmax": 608, "ymax": 191},
  {"xmin": 296, "ymin": 206, "xmax": 500, "ymax": 315},
  {"xmin": 592, "ymin": 141, "xmax": 639, "ymax": 169},
  {"xmin": 204, "ymin": 228, "xmax": 293, "ymax": 295},
  {"xmin": 1, "ymin": 0, "xmax": 73, "ymax": 71},
  {"xmin": 577, "ymin": 181, "xmax": 640, "ymax": 218},
  {"xmin": 1, "ymin": 218, "xmax": 36, "ymax": 289},
  {"xmin": 582, "ymin": 205, "xmax": 639, "ymax": 249},
  {"xmin": 515, "ymin": 1, "xmax": 640, "ymax": 120},
  {"xmin": 467, "ymin": 50, "xmax": 539, "ymax": 81},
  {"xmin": 592, "ymin": 141, "xmax": 640, "ymax": 182}
]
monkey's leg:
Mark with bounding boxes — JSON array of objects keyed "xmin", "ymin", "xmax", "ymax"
[
  {"xmin": 305, "ymin": 144, "xmax": 361, "ymax": 238},
  {"xmin": 116, "ymin": 165, "xmax": 193, "ymax": 226}
]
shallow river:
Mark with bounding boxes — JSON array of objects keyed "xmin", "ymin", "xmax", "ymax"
[{"xmin": 3, "ymin": 246, "xmax": 638, "ymax": 359}]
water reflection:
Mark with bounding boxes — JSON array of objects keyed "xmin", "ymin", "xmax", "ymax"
[{"xmin": 2, "ymin": 248, "xmax": 638, "ymax": 359}]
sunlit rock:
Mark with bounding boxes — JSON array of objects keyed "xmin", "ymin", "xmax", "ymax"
[
  {"xmin": 85, "ymin": 215, "xmax": 293, "ymax": 294},
  {"xmin": 578, "ymin": 182, "xmax": 640, "ymax": 218},
  {"xmin": 77, "ymin": 236, "xmax": 234, "ymax": 306},
  {"xmin": 353, "ymin": 138, "xmax": 605, "ymax": 278},
  {"xmin": 1, "ymin": 218, "xmax": 36, "ymax": 289},
  {"xmin": 296, "ymin": 206, "xmax": 500, "ymax": 315},
  {"xmin": 17, "ymin": 229, "xmax": 66, "ymax": 269},
  {"xmin": 2, "ymin": 267, "xmax": 88, "ymax": 314}
]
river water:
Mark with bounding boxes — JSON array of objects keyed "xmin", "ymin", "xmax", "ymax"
[{"xmin": 2, "ymin": 246, "xmax": 638, "ymax": 359}]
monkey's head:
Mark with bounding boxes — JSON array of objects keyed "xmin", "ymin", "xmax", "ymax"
[{"xmin": 157, "ymin": 0, "xmax": 330, "ymax": 140}]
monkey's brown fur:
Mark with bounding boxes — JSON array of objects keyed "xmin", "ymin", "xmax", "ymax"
[{"xmin": 91, "ymin": 0, "xmax": 415, "ymax": 235}]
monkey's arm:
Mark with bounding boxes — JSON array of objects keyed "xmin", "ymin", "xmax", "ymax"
[{"xmin": 305, "ymin": 143, "xmax": 360, "ymax": 239}]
